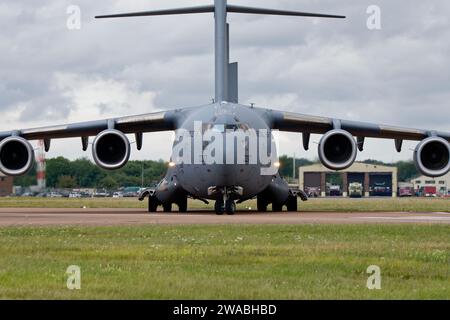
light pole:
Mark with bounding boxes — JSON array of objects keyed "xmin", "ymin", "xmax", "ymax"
[
  {"xmin": 293, "ymin": 153, "xmax": 296, "ymax": 180},
  {"xmin": 141, "ymin": 162, "xmax": 144, "ymax": 188}
]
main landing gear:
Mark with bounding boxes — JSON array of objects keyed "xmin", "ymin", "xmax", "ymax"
[
  {"xmin": 148, "ymin": 195, "xmax": 159, "ymax": 213},
  {"xmin": 257, "ymin": 193, "xmax": 299, "ymax": 212},
  {"xmin": 146, "ymin": 194, "xmax": 188, "ymax": 213}
]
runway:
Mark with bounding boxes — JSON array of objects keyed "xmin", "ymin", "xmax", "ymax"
[{"xmin": 0, "ymin": 208, "xmax": 449, "ymax": 226}]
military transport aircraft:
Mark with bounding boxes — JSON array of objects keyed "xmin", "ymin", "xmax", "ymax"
[{"xmin": 1, "ymin": 0, "xmax": 449, "ymax": 215}]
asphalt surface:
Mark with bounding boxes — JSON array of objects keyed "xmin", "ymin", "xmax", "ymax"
[{"xmin": 0, "ymin": 208, "xmax": 449, "ymax": 226}]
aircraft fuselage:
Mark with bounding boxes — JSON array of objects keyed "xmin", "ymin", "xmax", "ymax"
[{"xmin": 164, "ymin": 103, "xmax": 279, "ymax": 200}]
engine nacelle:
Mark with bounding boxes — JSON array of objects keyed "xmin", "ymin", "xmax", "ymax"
[
  {"xmin": 414, "ymin": 137, "xmax": 450, "ymax": 177},
  {"xmin": 92, "ymin": 129, "xmax": 131, "ymax": 170},
  {"xmin": 318, "ymin": 129, "xmax": 357, "ymax": 171},
  {"xmin": 0, "ymin": 136, "xmax": 35, "ymax": 176}
]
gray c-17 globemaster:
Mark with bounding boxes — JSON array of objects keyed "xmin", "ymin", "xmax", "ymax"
[{"xmin": 0, "ymin": 0, "xmax": 449, "ymax": 215}]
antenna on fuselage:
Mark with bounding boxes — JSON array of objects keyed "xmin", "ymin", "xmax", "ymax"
[{"xmin": 96, "ymin": 1, "xmax": 345, "ymax": 104}]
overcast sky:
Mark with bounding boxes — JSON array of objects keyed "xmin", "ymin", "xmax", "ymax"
[{"xmin": 1, "ymin": 0, "xmax": 449, "ymax": 163}]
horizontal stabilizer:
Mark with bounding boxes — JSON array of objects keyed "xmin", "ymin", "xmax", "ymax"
[
  {"xmin": 227, "ymin": 5, "xmax": 345, "ymax": 19},
  {"xmin": 96, "ymin": 4, "xmax": 345, "ymax": 20},
  {"xmin": 95, "ymin": 5, "xmax": 214, "ymax": 19}
]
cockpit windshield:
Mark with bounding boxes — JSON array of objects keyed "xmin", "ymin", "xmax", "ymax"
[{"xmin": 207, "ymin": 123, "xmax": 249, "ymax": 133}]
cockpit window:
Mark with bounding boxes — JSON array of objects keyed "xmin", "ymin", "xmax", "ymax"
[
  {"xmin": 203, "ymin": 123, "xmax": 250, "ymax": 133},
  {"xmin": 226, "ymin": 124, "xmax": 239, "ymax": 131},
  {"xmin": 211, "ymin": 124, "xmax": 225, "ymax": 133}
]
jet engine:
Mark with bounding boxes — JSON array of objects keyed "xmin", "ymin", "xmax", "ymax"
[
  {"xmin": 0, "ymin": 136, "xmax": 35, "ymax": 176},
  {"xmin": 318, "ymin": 129, "xmax": 357, "ymax": 170},
  {"xmin": 414, "ymin": 136, "xmax": 450, "ymax": 177},
  {"xmin": 92, "ymin": 129, "xmax": 131, "ymax": 170}
]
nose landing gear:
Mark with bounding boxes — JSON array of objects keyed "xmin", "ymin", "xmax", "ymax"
[
  {"xmin": 214, "ymin": 199, "xmax": 225, "ymax": 215},
  {"xmin": 215, "ymin": 199, "xmax": 236, "ymax": 215},
  {"xmin": 213, "ymin": 187, "xmax": 241, "ymax": 215},
  {"xmin": 225, "ymin": 200, "xmax": 236, "ymax": 215}
]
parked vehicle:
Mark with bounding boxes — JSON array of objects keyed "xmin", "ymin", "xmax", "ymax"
[
  {"xmin": 48, "ymin": 192, "xmax": 63, "ymax": 198},
  {"xmin": 35, "ymin": 192, "xmax": 47, "ymax": 198},
  {"xmin": 398, "ymin": 182, "xmax": 414, "ymax": 197},
  {"xmin": 422, "ymin": 186, "xmax": 437, "ymax": 197},
  {"xmin": 69, "ymin": 192, "xmax": 82, "ymax": 198},
  {"xmin": 123, "ymin": 187, "xmax": 141, "ymax": 198},
  {"xmin": 329, "ymin": 185, "xmax": 341, "ymax": 197},
  {"xmin": 93, "ymin": 189, "xmax": 109, "ymax": 198},
  {"xmin": 371, "ymin": 182, "xmax": 392, "ymax": 197},
  {"xmin": 348, "ymin": 182, "xmax": 363, "ymax": 198},
  {"xmin": 80, "ymin": 192, "xmax": 92, "ymax": 198}
]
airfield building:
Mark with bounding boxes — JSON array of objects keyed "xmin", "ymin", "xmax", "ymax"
[
  {"xmin": 299, "ymin": 162, "xmax": 397, "ymax": 198},
  {"xmin": 411, "ymin": 172, "xmax": 449, "ymax": 196}
]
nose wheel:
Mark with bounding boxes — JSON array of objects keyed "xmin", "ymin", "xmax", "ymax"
[
  {"xmin": 215, "ymin": 199, "xmax": 236, "ymax": 215},
  {"xmin": 213, "ymin": 187, "xmax": 240, "ymax": 215},
  {"xmin": 225, "ymin": 200, "xmax": 236, "ymax": 215},
  {"xmin": 215, "ymin": 199, "xmax": 225, "ymax": 215}
]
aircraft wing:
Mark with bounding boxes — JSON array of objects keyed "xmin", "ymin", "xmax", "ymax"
[
  {"xmin": 0, "ymin": 108, "xmax": 187, "ymax": 175},
  {"xmin": 266, "ymin": 109, "xmax": 450, "ymax": 148},
  {"xmin": 264, "ymin": 108, "xmax": 450, "ymax": 177},
  {"xmin": 0, "ymin": 110, "xmax": 177, "ymax": 143}
]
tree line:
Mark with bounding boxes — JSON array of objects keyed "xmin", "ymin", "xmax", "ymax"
[
  {"xmin": 14, "ymin": 156, "xmax": 420, "ymax": 189},
  {"xmin": 15, "ymin": 157, "xmax": 167, "ymax": 189}
]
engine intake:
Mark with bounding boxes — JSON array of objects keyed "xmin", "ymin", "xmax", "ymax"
[
  {"xmin": 92, "ymin": 129, "xmax": 131, "ymax": 170},
  {"xmin": 0, "ymin": 136, "xmax": 35, "ymax": 176},
  {"xmin": 318, "ymin": 129, "xmax": 357, "ymax": 170},
  {"xmin": 414, "ymin": 137, "xmax": 450, "ymax": 177}
]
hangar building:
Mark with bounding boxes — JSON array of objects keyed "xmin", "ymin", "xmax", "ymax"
[{"xmin": 299, "ymin": 163, "xmax": 398, "ymax": 198}]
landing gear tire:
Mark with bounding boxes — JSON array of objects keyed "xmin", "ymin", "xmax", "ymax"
[
  {"xmin": 148, "ymin": 196, "xmax": 159, "ymax": 213},
  {"xmin": 178, "ymin": 197, "xmax": 188, "ymax": 213},
  {"xmin": 215, "ymin": 200, "xmax": 225, "ymax": 215},
  {"xmin": 286, "ymin": 195, "xmax": 298, "ymax": 212},
  {"xmin": 257, "ymin": 196, "xmax": 267, "ymax": 212},
  {"xmin": 272, "ymin": 203, "xmax": 283, "ymax": 212},
  {"xmin": 225, "ymin": 200, "xmax": 236, "ymax": 215},
  {"xmin": 163, "ymin": 203, "xmax": 172, "ymax": 213}
]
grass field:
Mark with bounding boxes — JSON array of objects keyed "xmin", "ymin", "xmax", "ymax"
[
  {"xmin": 0, "ymin": 197, "xmax": 448, "ymax": 212},
  {"xmin": 0, "ymin": 224, "xmax": 448, "ymax": 299}
]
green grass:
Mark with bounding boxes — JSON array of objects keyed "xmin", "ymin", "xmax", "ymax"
[
  {"xmin": 0, "ymin": 197, "xmax": 448, "ymax": 212},
  {"xmin": 0, "ymin": 224, "xmax": 448, "ymax": 299}
]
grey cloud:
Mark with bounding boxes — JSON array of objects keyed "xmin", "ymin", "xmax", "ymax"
[{"xmin": 18, "ymin": 93, "xmax": 73, "ymax": 122}]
